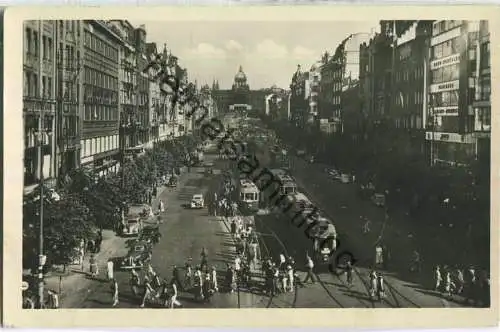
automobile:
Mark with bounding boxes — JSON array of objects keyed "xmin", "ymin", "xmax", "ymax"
[
  {"xmin": 371, "ymin": 193, "xmax": 386, "ymax": 207},
  {"xmin": 138, "ymin": 225, "xmax": 161, "ymax": 244},
  {"xmin": 119, "ymin": 241, "xmax": 152, "ymax": 270},
  {"xmin": 296, "ymin": 149, "xmax": 306, "ymax": 157},
  {"xmin": 327, "ymin": 169, "xmax": 340, "ymax": 179},
  {"xmin": 340, "ymin": 173, "xmax": 351, "ymax": 184},
  {"xmin": 121, "ymin": 204, "xmax": 150, "ymax": 237},
  {"xmin": 191, "ymin": 194, "xmax": 205, "ymax": 209},
  {"xmin": 167, "ymin": 176, "xmax": 178, "ymax": 187}
]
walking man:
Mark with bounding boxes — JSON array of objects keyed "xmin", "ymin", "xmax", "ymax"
[
  {"xmin": 434, "ymin": 265, "xmax": 442, "ymax": 292},
  {"xmin": 345, "ymin": 260, "xmax": 353, "ymax": 287},
  {"xmin": 303, "ymin": 253, "xmax": 316, "ymax": 284},
  {"xmin": 111, "ymin": 279, "xmax": 119, "ymax": 307}
]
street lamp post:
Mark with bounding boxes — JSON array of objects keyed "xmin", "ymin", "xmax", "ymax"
[{"xmin": 35, "ymin": 101, "xmax": 51, "ymax": 308}]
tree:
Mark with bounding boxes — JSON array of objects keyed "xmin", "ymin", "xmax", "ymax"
[{"xmin": 23, "ymin": 193, "xmax": 96, "ymax": 270}]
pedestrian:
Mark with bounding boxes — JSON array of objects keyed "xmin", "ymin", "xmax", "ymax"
[
  {"xmin": 369, "ymin": 270, "xmax": 378, "ymax": 299},
  {"xmin": 158, "ymin": 200, "xmax": 165, "ymax": 213},
  {"xmin": 345, "ymin": 260, "xmax": 353, "ymax": 287},
  {"xmin": 89, "ymin": 254, "xmax": 99, "ymax": 278},
  {"xmin": 279, "ymin": 253, "xmax": 286, "ymax": 272},
  {"xmin": 303, "ymin": 253, "xmax": 316, "ymax": 284},
  {"xmin": 185, "ymin": 260, "xmax": 193, "ymax": 289},
  {"xmin": 148, "ymin": 191, "xmax": 153, "ymax": 205},
  {"xmin": 234, "ymin": 255, "xmax": 242, "ymax": 275},
  {"xmin": 287, "ymin": 265, "xmax": 294, "ymax": 292},
  {"xmin": 272, "ymin": 265, "xmax": 280, "ymax": 294},
  {"xmin": 410, "ymin": 250, "xmax": 421, "ymax": 273},
  {"xmin": 202, "ymin": 274, "xmax": 212, "ymax": 302},
  {"xmin": 152, "ymin": 186, "xmax": 157, "ymax": 197},
  {"xmin": 194, "ymin": 266, "xmax": 204, "ymax": 300},
  {"xmin": 375, "ymin": 244, "xmax": 383, "ymax": 268},
  {"xmin": 47, "ymin": 290, "xmax": 59, "ymax": 309},
  {"xmin": 168, "ymin": 279, "xmax": 182, "ymax": 308},
  {"xmin": 111, "ymin": 279, "xmax": 119, "ymax": 307},
  {"xmin": 140, "ymin": 276, "xmax": 154, "ymax": 308},
  {"xmin": 107, "ymin": 259, "xmax": 114, "ymax": 281},
  {"xmin": 444, "ymin": 270, "xmax": 452, "ymax": 298},
  {"xmin": 130, "ymin": 269, "xmax": 140, "ymax": 297},
  {"xmin": 434, "ymin": 265, "xmax": 442, "ymax": 292},
  {"xmin": 362, "ymin": 217, "xmax": 371, "ymax": 234},
  {"xmin": 200, "ymin": 247, "xmax": 208, "ymax": 271},
  {"xmin": 455, "ymin": 268, "xmax": 464, "ymax": 294},
  {"xmin": 210, "ymin": 266, "xmax": 219, "ymax": 292},
  {"xmin": 230, "ymin": 219, "xmax": 237, "ymax": 237},
  {"xmin": 172, "ymin": 265, "xmax": 184, "ymax": 291},
  {"xmin": 377, "ymin": 273, "xmax": 386, "ymax": 301}
]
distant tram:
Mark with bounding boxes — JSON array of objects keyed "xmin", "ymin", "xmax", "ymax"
[{"xmin": 238, "ymin": 179, "xmax": 260, "ymax": 213}]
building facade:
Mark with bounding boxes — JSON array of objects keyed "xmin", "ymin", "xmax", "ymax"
[
  {"xmin": 289, "ymin": 65, "xmax": 309, "ymax": 128},
  {"xmin": 23, "ymin": 20, "xmax": 58, "ymax": 190},
  {"xmin": 389, "ymin": 21, "xmax": 433, "ymax": 157},
  {"xmin": 426, "ymin": 20, "xmax": 481, "ymax": 166},
  {"xmin": 473, "ymin": 20, "xmax": 491, "ymax": 164},
  {"xmin": 80, "ymin": 20, "xmax": 121, "ymax": 177}
]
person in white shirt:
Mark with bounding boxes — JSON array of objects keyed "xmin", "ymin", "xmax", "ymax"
[
  {"xmin": 375, "ymin": 245, "xmax": 384, "ymax": 267},
  {"xmin": 107, "ymin": 260, "xmax": 114, "ymax": 280},
  {"xmin": 210, "ymin": 266, "xmax": 219, "ymax": 292},
  {"xmin": 168, "ymin": 281, "xmax": 181, "ymax": 308},
  {"xmin": 303, "ymin": 253, "xmax": 315, "ymax": 284},
  {"xmin": 234, "ymin": 255, "xmax": 242, "ymax": 273},
  {"xmin": 279, "ymin": 253, "xmax": 286, "ymax": 271},
  {"xmin": 287, "ymin": 265, "xmax": 295, "ymax": 292}
]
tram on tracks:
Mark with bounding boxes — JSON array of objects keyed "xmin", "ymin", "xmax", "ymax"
[{"xmin": 238, "ymin": 179, "xmax": 260, "ymax": 214}]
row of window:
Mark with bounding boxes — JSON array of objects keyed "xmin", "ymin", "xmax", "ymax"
[
  {"xmin": 394, "ymin": 114, "xmax": 423, "ymax": 130},
  {"xmin": 83, "ymin": 104, "xmax": 119, "ymax": 121},
  {"xmin": 480, "ymin": 42, "xmax": 490, "ymax": 69},
  {"xmin": 81, "ymin": 134, "xmax": 119, "ymax": 158},
  {"xmin": 430, "ymin": 90, "xmax": 460, "ymax": 108},
  {"xmin": 24, "ymin": 72, "xmax": 53, "ymax": 98},
  {"xmin": 84, "ymin": 30, "xmax": 119, "ymax": 62},
  {"xmin": 84, "ymin": 67, "xmax": 119, "ymax": 90},
  {"xmin": 433, "ymin": 20, "xmax": 462, "ymax": 36},
  {"xmin": 432, "ymin": 36, "xmax": 461, "ymax": 60},
  {"xmin": 84, "ymin": 86, "xmax": 118, "ymax": 105},
  {"xmin": 476, "ymin": 76, "xmax": 491, "ymax": 101},
  {"xmin": 394, "ymin": 90, "xmax": 425, "ymax": 108},
  {"xmin": 395, "ymin": 65, "xmax": 425, "ymax": 82},
  {"xmin": 431, "ymin": 64, "xmax": 460, "ymax": 84}
]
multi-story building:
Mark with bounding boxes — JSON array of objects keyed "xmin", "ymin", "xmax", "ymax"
[
  {"xmin": 289, "ymin": 65, "xmax": 309, "ymax": 128},
  {"xmin": 473, "ymin": 20, "xmax": 491, "ymax": 164},
  {"xmin": 389, "ymin": 21, "xmax": 433, "ymax": 157},
  {"xmin": 308, "ymin": 61, "xmax": 321, "ymax": 122},
  {"xmin": 107, "ymin": 20, "xmax": 137, "ymax": 152},
  {"xmin": 55, "ymin": 20, "xmax": 83, "ymax": 180},
  {"xmin": 426, "ymin": 20, "xmax": 481, "ymax": 166},
  {"xmin": 134, "ymin": 25, "xmax": 151, "ymax": 147},
  {"xmin": 359, "ymin": 30, "xmax": 393, "ymax": 128},
  {"xmin": 145, "ymin": 42, "xmax": 165, "ymax": 143},
  {"xmin": 23, "ymin": 20, "xmax": 58, "ymax": 190},
  {"xmin": 80, "ymin": 20, "xmax": 121, "ymax": 177}
]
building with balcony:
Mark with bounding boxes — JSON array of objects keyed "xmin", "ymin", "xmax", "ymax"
[
  {"xmin": 107, "ymin": 20, "xmax": 137, "ymax": 152},
  {"xmin": 473, "ymin": 20, "xmax": 490, "ymax": 164},
  {"xmin": 426, "ymin": 20, "xmax": 481, "ymax": 166},
  {"xmin": 308, "ymin": 61, "xmax": 321, "ymax": 122},
  {"xmin": 55, "ymin": 20, "xmax": 84, "ymax": 182},
  {"xmin": 80, "ymin": 20, "xmax": 121, "ymax": 177},
  {"xmin": 389, "ymin": 21, "xmax": 433, "ymax": 158},
  {"xmin": 23, "ymin": 20, "xmax": 58, "ymax": 190}
]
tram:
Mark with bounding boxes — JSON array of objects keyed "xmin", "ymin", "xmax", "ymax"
[{"xmin": 238, "ymin": 179, "xmax": 260, "ymax": 213}]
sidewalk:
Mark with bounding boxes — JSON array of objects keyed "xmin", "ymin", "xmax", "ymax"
[
  {"xmin": 40, "ymin": 180, "xmax": 173, "ymax": 307},
  {"xmin": 216, "ymin": 215, "xmax": 268, "ymax": 308}
]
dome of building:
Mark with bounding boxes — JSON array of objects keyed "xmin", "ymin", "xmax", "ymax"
[{"xmin": 234, "ymin": 65, "xmax": 247, "ymax": 81}]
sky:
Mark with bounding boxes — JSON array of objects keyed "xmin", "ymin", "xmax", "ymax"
[{"xmin": 132, "ymin": 20, "xmax": 380, "ymax": 90}]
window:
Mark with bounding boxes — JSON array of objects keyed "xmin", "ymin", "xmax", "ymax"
[
  {"xmin": 480, "ymin": 42, "xmax": 490, "ymax": 69},
  {"xmin": 479, "ymin": 76, "xmax": 491, "ymax": 101},
  {"xmin": 33, "ymin": 31, "xmax": 38, "ymax": 56},
  {"xmin": 33, "ymin": 74, "xmax": 38, "ymax": 97},
  {"xmin": 24, "ymin": 72, "xmax": 30, "ymax": 96},
  {"xmin": 431, "ymin": 64, "xmax": 459, "ymax": 84},
  {"xmin": 47, "ymin": 37, "xmax": 53, "ymax": 60},
  {"xmin": 25, "ymin": 28, "xmax": 32, "ymax": 54},
  {"xmin": 47, "ymin": 77, "xmax": 52, "ymax": 98}
]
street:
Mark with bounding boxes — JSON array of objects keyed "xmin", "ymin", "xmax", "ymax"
[
  {"xmin": 66, "ymin": 154, "xmax": 270, "ymax": 308},
  {"xmin": 251, "ymin": 140, "xmax": 468, "ymax": 308}
]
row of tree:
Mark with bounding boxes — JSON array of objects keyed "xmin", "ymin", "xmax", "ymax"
[
  {"xmin": 265, "ymin": 117, "xmax": 490, "ymax": 225},
  {"xmin": 22, "ymin": 138, "xmax": 193, "ymax": 271}
]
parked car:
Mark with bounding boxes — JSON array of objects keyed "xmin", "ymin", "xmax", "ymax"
[
  {"xmin": 167, "ymin": 176, "xmax": 178, "ymax": 187},
  {"xmin": 371, "ymin": 193, "xmax": 386, "ymax": 207},
  {"xmin": 340, "ymin": 173, "xmax": 351, "ymax": 184},
  {"xmin": 119, "ymin": 240, "xmax": 152, "ymax": 270},
  {"xmin": 138, "ymin": 225, "xmax": 161, "ymax": 244},
  {"xmin": 191, "ymin": 194, "xmax": 205, "ymax": 209}
]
